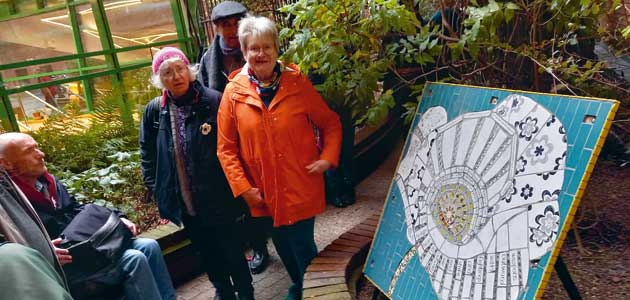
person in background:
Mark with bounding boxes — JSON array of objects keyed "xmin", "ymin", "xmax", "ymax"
[
  {"xmin": 198, "ymin": 0, "xmax": 271, "ymax": 275},
  {"xmin": 0, "ymin": 132, "xmax": 176, "ymax": 300},
  {"xmin": 0, "ymin": 166, "xmax": 72, "ymax": 300},
  {"xmin": 217, "ymin": 16, "xmax": 342, "ymax": 300},
  {"xmin": 140, "ymin": 46, "xmax": 254, "ymax": 300}
]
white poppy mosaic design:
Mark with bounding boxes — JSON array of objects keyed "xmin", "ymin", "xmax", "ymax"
[{"xmin": 393, "ymin": 94, "xmax": 566, "ymax": 300}]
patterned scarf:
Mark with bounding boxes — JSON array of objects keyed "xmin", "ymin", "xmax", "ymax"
[
  {"xmin": 165, "ymin": 86, "xmax": 198, "ymax": 216},
  {"xmin": 248, "ymin": 62, "xmax": 281, "ymax": 107}
]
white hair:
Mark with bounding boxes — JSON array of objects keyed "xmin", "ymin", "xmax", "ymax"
[
  {"xmin": 150, "ymin": 57, "xmax": 200, "ymax": 89},
  {"xmin": 238, "ymin": 16, "xmax": 279, "ymax": 53}
]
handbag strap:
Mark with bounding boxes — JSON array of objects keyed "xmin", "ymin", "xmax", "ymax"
[{"xmin": 88, "ymin": 212, "xmax": 120, "ymax": 245}]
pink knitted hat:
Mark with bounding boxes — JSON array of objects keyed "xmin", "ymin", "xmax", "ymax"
[{"xmin": 152, "ymin": 47, "xmax": 190, "ymax": 75}]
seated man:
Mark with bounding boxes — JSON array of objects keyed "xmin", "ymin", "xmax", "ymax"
[
  {"xmin": 0, "ymin": 166, "xmax": 72, "ymax": 300},
  {"xmin": 0, "ymin": 132, "xmax": 177, "ymax": 300}
]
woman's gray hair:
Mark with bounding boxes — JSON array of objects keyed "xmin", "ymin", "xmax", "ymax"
[
  {"xmin": 238, "ymin": 16, "xmax": 279, "ymax": 54},
  {"xmin": 150, "ymin": 58, "xmax": 200, "ymax": 89}
]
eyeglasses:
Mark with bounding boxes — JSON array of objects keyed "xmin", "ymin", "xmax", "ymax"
[
  {"xmin": 160, "ymin": 65, "xmax": 189, "ymax": 80},
  {"xmin": 246, "ymin": 44, "xmax": 275, "ymax": 55}
]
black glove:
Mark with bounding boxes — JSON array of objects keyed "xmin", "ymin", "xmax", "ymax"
[{"xmin": 143, "ymin": 189, "xmax": 154, "ymax": 203}]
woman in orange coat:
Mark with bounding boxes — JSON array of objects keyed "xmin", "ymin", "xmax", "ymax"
[{"xmin": 217, "ymin": 16, "xmax": 342, "ymax": 300}]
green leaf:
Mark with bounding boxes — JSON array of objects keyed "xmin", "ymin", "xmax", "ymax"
[
  {"xmin": 468, "ymin": 42, "xmax": 480, "ymax": 59},
  {"xmin": 504, "ymin": 7, "xmax": 515, "ymax": 23},
  {"xmin": 448, "ymin": 42, "xmax": 465, "ymax": 61}
]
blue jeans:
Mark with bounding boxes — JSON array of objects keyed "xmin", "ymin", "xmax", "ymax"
[{"xmin": 101, "ymin": 238, "xmax": 176, "ymax": 300}]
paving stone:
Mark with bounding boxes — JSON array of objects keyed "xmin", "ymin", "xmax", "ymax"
[
  {"xmin": 303, "ymin": 276, "xmax": 346, "ymax": 289},
  {"xmin": 302, "ymin": 284, "xmax": 349, "ymax": 298},
  {"xmin": 178, "ymin": 286, "xmax": 203, "ymax": 300},
  {"xmin": 190, "ymin": 289, "xmax": 214, "ymax": 300}
]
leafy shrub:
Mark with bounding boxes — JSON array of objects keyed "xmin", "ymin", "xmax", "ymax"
[
  {"xmin": 30, "ymin": 92, "xmax": 160, "ymax": 231},
  {"xmin": 59, "ymin": 151, "xmax": 160, "ymax": 233}
]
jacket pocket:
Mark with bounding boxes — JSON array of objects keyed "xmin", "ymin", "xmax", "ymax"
[{"xmin": 243, "ymin": 159, "xmax": 263, "ymax": 190}]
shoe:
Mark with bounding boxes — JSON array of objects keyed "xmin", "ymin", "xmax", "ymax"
[
  {"xmin": 248, "ymin": 248, "xmax": 269, "ymax": 274},
  {"xmin": 283, "ymin": 285, "xmax": 301, "ymax": 300}
]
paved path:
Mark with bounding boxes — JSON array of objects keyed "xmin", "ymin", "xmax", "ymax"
[{"xmin": 175, "ymin": 140, "xmax": 404, "ymax": 300}]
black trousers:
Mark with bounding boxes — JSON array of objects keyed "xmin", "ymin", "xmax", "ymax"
[
  {"xmin": 182, "ymin": 214, "xmax": 253, "ymax": 298},
  {"xmin": 246, "ymin": 215, "xmax": 272, "ymax": 252},
  {"xmin": 271, "ymin": 217, "xmax": 318, "ymax": 300}
]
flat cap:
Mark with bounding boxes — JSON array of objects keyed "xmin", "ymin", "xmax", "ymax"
[{"xmin": 211, "ymin": 1, "xmax": 247, "ymax": 22}]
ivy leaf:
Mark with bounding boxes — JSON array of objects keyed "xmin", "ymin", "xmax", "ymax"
[{"xmin": 448, "ymin": 42, "xmax": 465, "ymax": 61}]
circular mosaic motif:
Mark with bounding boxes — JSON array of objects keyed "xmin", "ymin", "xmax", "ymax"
[
  {"xmin": 431, "ymin": 183, "xmax": 473, "ymax": 243},
  {"xmin": 426, "ymin": 167, "xmax": 488, "ymax": 245}
]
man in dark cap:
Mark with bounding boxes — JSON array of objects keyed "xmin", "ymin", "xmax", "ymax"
[
  {"xmin": 198, "ymin": 0, "xmax": 271, "ymax": 275},
  {"xmin": 199, "ymin": 0, "xmax": 247, "ymax": 92}
]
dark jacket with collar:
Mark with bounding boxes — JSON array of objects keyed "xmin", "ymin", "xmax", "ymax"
[
  {"xmin": 26, "ymin": 177, "xmax": 125, "ymax": 240},
  {"xmin": 199, "ymin": 35, "xmax": 240, "ymax": 92},
  {"xmin": 0, "ymin": 170, "xmax": 67, "ymax": 286},
  {"xmin": 139, "ymin": 80, "xmax": 245, "ymax": 226}
]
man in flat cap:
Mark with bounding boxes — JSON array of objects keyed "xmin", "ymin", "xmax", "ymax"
[
  {"xmin": 198, "ymin": 1, "xmax": 271, "ymax": 276},
  {"xmin": 199, "ymin": 1, "xmax": 247, "ymax": 92}
]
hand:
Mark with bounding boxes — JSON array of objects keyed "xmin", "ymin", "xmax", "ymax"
[
  {"xmin": 242, "ymin": 188, "xmax": 264, "ymax": 207},
  {"xmin": 143, "ymin": 189, "xmax": 154, "ymax": 203},
  {"xmin": 121, "ymin": 218, "xmax": 138, "ymax": 236},
  {"xmin": 51, "ymin": 238, "xmax": 72, "ymax": 266},
  {"xmin": 306, "ymin": 159, "xmax": 332, "ymax": 174}
]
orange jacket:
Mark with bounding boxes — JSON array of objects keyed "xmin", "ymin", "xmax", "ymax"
[{"xmin": 217, "ymin": 64, "xmax": 342, "ymax": 227}]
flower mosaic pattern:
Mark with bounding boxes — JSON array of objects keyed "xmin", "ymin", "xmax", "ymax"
[
  {"xmin": 394, "ymin": 94, "xmax": 567, "ymax": 300},
  {"xmin": 529, "ymin": 205, "xmax": 560, "ymax": 246}
]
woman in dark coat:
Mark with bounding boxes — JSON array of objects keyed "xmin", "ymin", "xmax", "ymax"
[{"xmin": 139, "ymin": 46, "xmax": 254, "ymax": 300}]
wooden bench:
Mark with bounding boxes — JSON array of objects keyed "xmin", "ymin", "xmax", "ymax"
[{"xmin": 302, "ymin": 213, "xmax": 380, "ymax": 299}]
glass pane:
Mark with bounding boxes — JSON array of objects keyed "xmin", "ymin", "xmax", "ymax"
[
  {"xmin": 118, "ymin": 43, "xmax": 181, "ymax": 65},
  {"xmin": 15, "ymin": 0, "xmax": 39, "ymax": 14},
  {"xmin": 117, "ymin": 47, "xmax": 155, "ymax": 64},
  {"xmin": 121, "ymin": 66, "xmax": 160, "ymax": 108},
  {"xmin": 46, "ymin": 0, "xmax": 65, "ymax": 6},
  {"xmin": 0, "ymin": 56, "xmax": 109, "ymax": 90},
  {"xmin": 9, "ymin": 82, "xmax": 87, "ymax": 131},
  {"xmin": 87, "ymin": 74, "xmax": 114, "ymax": 104},
  {"xmin": 104, "ymin": 0, "xmax": 177, "ymax": 56},
  {"xmin": 75, "ymin": 3, "xmax": 104, "ymax": 52},
  {"xmin": 0, "ymin": 8, "xmax": 76, "ymax": 65}
]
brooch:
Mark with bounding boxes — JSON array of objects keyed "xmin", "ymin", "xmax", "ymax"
[{"xmin": 200, "ymin": 123, "xmax": 212, "ymax": 135}]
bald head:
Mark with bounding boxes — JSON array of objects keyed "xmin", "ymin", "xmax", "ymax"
[{"xmin": 0, "ymin": 132, "xmax": 47, "ymax": 180}]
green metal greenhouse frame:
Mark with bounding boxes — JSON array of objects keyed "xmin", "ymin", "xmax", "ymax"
[{"xmin": 0, "ymin": 0, "xmax": 199, "ymax": 131}]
